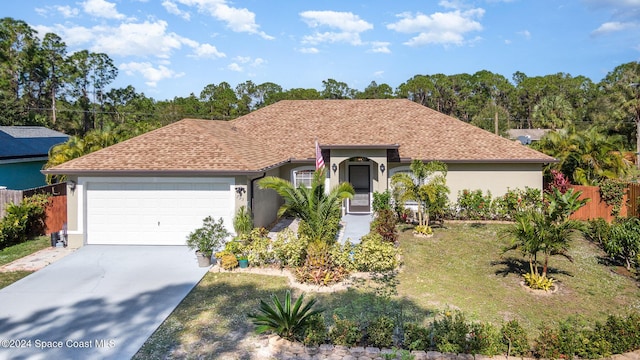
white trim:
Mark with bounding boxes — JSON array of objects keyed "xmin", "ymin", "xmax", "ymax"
[{"xmin": 291, "ymin": 166, "xmax": 315, "ymax": 187}]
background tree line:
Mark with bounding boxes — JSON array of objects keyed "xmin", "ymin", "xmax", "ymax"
[{"xmin": 2, "ymin": 17, "xmax": 640, "ymax": 185}]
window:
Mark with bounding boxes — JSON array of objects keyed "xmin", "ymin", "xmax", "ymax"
[{"xmin": 292, "ymin": 167, "xmax": 315, "ymax": 188}]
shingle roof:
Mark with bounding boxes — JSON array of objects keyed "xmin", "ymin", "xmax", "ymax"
[
  {"xmin": 0, "ymin": 126, "xmax": 69, "ymax": 160},
  {"xmin": 46, "ymin": 99, "xmax": 555, "ymax": 174}
]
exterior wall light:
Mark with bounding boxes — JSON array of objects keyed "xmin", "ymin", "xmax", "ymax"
[
  {"xmin": 380, "ymin": 163, "xmax": 386, "ymax": 174},
  {"xmin": 332, "ymin": 163, "xmax": 338, "ymax": 174}
]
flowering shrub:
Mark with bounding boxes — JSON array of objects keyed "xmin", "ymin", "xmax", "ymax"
[{"xmin": 448, "ymin": 187, "xmax": 543, "ymax": 221}]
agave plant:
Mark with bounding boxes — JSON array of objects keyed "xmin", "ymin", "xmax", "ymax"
[{"xmin": 248, "ymin": 290, "xmax": 324, "ymax": 341}]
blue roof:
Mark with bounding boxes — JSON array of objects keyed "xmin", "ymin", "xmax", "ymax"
[{"xmin": 0, "ymin": 126, "xmax": 69, "ymax": 160}]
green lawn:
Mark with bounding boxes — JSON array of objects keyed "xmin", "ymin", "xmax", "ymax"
[
  {"xmin": 0, "ymin": 236, "xmax": 50, "ymax": 289},
  {"xmin": 134, "ymin": 223, "xmax": 640, "ymax": 358}
]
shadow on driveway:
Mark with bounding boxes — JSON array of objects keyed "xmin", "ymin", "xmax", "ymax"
[{"xmin": 0, "ymin": 245, "xmax": 209, "ymax": 360}]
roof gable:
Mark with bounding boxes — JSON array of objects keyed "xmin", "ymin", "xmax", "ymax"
[{"xmin": 47, "ymin": 100, "xmax": 555, "ymax": 174}]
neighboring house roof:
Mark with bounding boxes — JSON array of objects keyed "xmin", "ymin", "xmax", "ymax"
[
  {"xmin": 506, "ymin": 129, "xmax": 552, "ymax": 142},
  {"xmin": 45, "ymin": 99, "xmax": 556, "ymax": 175},
  {"xmin": 0, "ymin": 126, "xmax": 69, "ymax": 160}
]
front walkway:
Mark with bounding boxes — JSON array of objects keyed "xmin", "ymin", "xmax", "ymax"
[{"xmin": 338, "ymin": 213, "xmax": 372, "ymax": 244}]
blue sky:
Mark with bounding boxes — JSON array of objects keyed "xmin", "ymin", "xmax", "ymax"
[{"xmin": 5, "ymin": 0, "xmax": 640, "ymax": 100}]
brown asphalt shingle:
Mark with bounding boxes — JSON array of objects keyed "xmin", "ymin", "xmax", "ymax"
[{"xmin": 46, "ymin": 99, "xmax": 555, "ymax": 174}]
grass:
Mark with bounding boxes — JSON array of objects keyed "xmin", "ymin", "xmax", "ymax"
[
  {"xmin": 134, "ymin": 223, "xmax": 640, "ymax": 358},
  {"xmin": 0, "ymin": 236, "xmax": 50, "ymax": 289}
]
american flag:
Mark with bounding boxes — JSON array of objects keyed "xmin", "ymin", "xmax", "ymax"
[{"xmin": 315, "ymin": 141, "xmax": 325, "ymax": 170}]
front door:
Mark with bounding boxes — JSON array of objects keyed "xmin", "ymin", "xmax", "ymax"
[{"xmin": 349, "ymin": 164, "xmax": 370, "ymax": 213}]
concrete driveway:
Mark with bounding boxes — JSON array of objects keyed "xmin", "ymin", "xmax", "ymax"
[{"xmin": 0, "ymin": 245, "xmax": 209, "ymax": 360}]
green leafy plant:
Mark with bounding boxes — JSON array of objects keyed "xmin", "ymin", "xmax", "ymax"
[
  {"xmin": 431, "ymin": 310, "xmax": 469, "ymax": 354},
  {"xmin": 0, "ymin": 194, "xmax": 50, "ymax": 248},
  {"xmin": 185, "ymin": 216, "xmax": 230, "ymax": 257},
  {"xmin": 367, "ymin": 315, "xmax": 395, "ymax": 348},
  {"xmin": 233, "ymin": 205, "xmax": 253, "ymax": 236},
  {"xmin": 391, "ymin": 160, "xmax": 449, "ymax": 227},
  {"xmin": 352, "ymin": 233, "xmax": 399, "ymax": 272},
  {"xmin": 302, "ymin": 313, "xmax": 328, "ymax": 346},
  {"xmin": 403, "ymin": 323, "xmax": 430, "ymax": 351},
  {"xmin": 604, "ymin": 217, "xmax": 640, "ymax": 271},
  {"xmin": 372, "ymin": 190, "xmax": 392, "ymax": 213},
  {"xmin": 467, "ymin": 322, "xmax": 503, "ymax": 356},
  {"xmin": 501, "ymin": 319, "xmax": 530, "ymax": 356},
  {"xmin": 456, "ymin": 189, "xmax": 494, "ymax": 220},
  {"xmin": 248, "ymin": 290, "xmax": 324, "ymax": 342},
  {"xmin": 599, "ymin": 179, "xmax": 627, "ymax": 218},
  {"xmin": 328, "ymin": 315, "xmax": 362, "ymax": 346},
  {"xmin": 272, "ymin": 229, "xmax": 308, "ymax": 267}
]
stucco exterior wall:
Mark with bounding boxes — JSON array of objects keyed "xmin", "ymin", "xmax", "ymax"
[
  {"xmin": 65, "ymin": 176, "xmax": 83, "ymax": 248},
  {"xmin": 251, "ymin": 168, "xmax": 283, "ymax": 228},
  {"xmin": 388, "ymin": 162, "xmax": 543, "ymax": 203}
]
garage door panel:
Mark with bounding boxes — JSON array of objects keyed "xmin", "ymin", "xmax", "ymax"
[{"xmin": 86, "ymin": 181, "xmax": 232, "ymax": 245}]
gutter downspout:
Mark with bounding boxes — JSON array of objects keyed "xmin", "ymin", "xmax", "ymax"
[{"xmin": 250, "ymin": 172, "xmax": 267, "ymax": 217}]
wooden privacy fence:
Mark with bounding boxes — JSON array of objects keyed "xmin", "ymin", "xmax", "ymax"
[
  {"xmin": 628, "ymin": 183, "xmax": 640, "ymax": 218},
  {"xmin": 0, "ymin": 183, "xmax": 67, "ymax": 235},
  {"xmin": 0, "ymin": 189, "xmax": 22, "ymax": 218},
  {"xmin": 23, "ymin": 183, "xmax": 68, "ymax": 235},
  {"xmin": 569, "ymin": 185, "xmax": 627, "ymax": 222}
]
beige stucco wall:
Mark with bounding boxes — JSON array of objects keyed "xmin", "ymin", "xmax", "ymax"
[
  {"xmin": 328, "ymin": 149, "xmax": 388, "ymax": 193},
  {"xmin": 250, "ymin": 168, "xmax": 282, "ymax": 228},
  {"xmin": 388, "ymin": 162, "xmax": 543, "ymax": 203},
  {"xmin": 65, "ymin": 176, "xmax": 83, "ymax": 248}
]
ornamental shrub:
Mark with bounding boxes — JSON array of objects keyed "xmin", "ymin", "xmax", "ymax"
[
  {"xmin": 366, "ymin": 315, "xmax": 395, "ymax": 348},
  {"xmin": 302, "ymin": 313, "xmax": 328, "ymax": 346},
  {"xmin": 501, "ymin": 319, "xmax": 530, "ymax": 356},
  {"xmin": 272, "ymin": 229, "xmax": 308, "ymax": 267},
  {"xmin": 431, "ymin": 310, "xmax": 469, "ymax": 354},
  {"xmin": 467, "ymin": 322, "xmax": 503, "ymax": 356},
  {"xmin": 328, "ymin": 315, "xmax": 362, "ymax": 347},
  {"xmin": 352, "ymin": 233, "xmax": 399, "ymax": 272},
  {"xmin": 330, "ymin": 240, "xmax": 356, "ymax": 272},
  {"xmin": 403, "ymin": 323, "xmax": 430, "ymax": 351},
  {"xmin": 455, "ymin": 189, "xmax": 494, "ymax": 220},
  {"xmin": 0, "ymin": 194, "xmax": 49, "ymax": 248},
  {"xmin": 371, "ymin": 208, "xmax": 398, "ymax": 242}
]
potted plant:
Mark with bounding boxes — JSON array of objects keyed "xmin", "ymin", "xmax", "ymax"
[
  {"xmin": 237, "ymin": 254, "xmax": 249, "ymax": 268},
  {"xmin": 186, "ymin": 216, "xmax": 231, "ymax": 267}
]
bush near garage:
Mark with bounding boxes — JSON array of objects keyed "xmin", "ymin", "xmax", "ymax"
[{"xmin": 0, "ymin": 194, "xmax": 50, "ymax": 249}]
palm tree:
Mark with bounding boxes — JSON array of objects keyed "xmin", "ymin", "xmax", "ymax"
[
  {"xmin": 258, "ymin": 168, "xmax": 354, "ymax": 244},
  {"xmin": 533, "ymin": 127, "xmax": 632, "ymax": 185},
  {"xmin": 391, "ymin": 160, "xmax": 449, "ymax": 226}
]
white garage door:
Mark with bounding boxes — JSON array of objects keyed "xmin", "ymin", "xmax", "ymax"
[{"xmin": 86, "ymin": 180, "xmax": 233, "ymax": 245}]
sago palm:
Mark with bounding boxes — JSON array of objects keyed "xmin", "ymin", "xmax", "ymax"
[{"xmin": 258, "ymin": 168, "xmax": 354, "ymax": 243}]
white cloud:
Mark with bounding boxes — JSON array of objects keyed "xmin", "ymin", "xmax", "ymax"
[
  {"xmin": 519, "ymin": 30, "xmax": 531, "ymax": 39},
  {"xmin": 299, "ymin": 47, "xmax": 319, "ymax": 54},
  {"xmin": 175, "ymin": 0, "xmax": 273, "ymax": 39},
  {"xmin": 232, "ymin": 56, "xmax": 265, "ymax": 67},
  {"xmin": 387, "ymin": 8, "xmax": 484, "ymax": 46},
  {"xmin": 373, "ymin": 70, "xmax": 384, "ymax": 77},
  {"xmin": 81, "ymin": 0, "xmax": 126, "ymax": 20},
  {"xmin": 191, "ymin": 43, "xmax": 226, "ymax": 58},
  {"xmin": 369, "ymin": 41, "xmax": 391, "ymax": 53},
  {"xmin": 120, "ymin": 62, "xmax": 184, "ymax": 87},
  {"xmin": 162, "ymin": 1, "xmax": 191, "ymax": 21},
  {"xmin": 300, "ymin": 10, "xmax": 373, "ymax": 46},
  {"xmin": 227, "ymin": 63, "xmax": 243, "ymax": 72},
  {"xmin": 92, "ymin": 21, "xmax": 185, "ymax": 58},
  {"xmin": 592, "ymin": 21, "xmax": 637, "ymax": 35}
]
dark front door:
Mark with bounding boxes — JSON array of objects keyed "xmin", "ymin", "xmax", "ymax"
[{"xmin": 349, "ymin": 165, "xmax": 370, "ymax": 213}]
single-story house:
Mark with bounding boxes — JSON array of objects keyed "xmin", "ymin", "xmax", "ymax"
[
  {"xmin": 43, "ymin": 99, "xmax": 555, "ymax": 248},
  {"xmin": 0, "ymin": 126, "xmax": 69, "ymax": 190}
]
